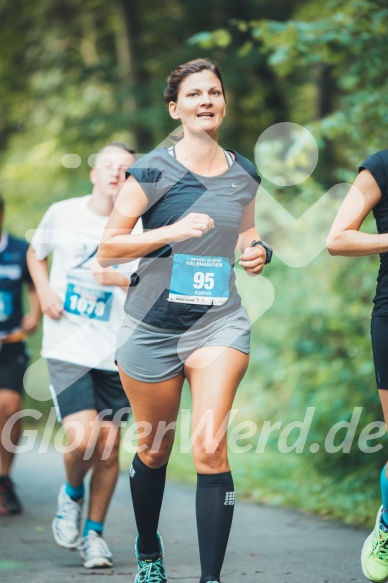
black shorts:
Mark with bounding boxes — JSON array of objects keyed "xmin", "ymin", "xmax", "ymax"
[
  {"xmin": 371, "ymin": 316, "xmax": 388, "ymax": 389},
  {"xmin": 0, "ymin": 342, "xmax": 29, "ymax": 394},
  {"xmin": 47, "ymin": 359, "xmax": 130, "ymax": 423}
]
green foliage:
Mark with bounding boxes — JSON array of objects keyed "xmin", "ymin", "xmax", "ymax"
[
  {"xmin": 192, "ymin": 0, "xmax": 388, "ymax": 166},
  {"xmin": 1, "ymin": 0, "xmax": 387, "ymax": 525},
  {"xmin": 186, "ymin": 1, "xmax": 388, "ymax": 518}
]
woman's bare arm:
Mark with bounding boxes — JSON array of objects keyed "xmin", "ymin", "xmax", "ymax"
[{"xmin": 327, "ymin": 169, "xmax": 388, "ymax": 256}]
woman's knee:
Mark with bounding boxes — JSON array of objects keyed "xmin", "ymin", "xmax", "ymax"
[
  {"xmin": 138, "ymin": 440, "xmax": 173, "ymax": 468},
  {"xmin": 192, "ymin": 440, "xmax": 229, "ymax": 473}
]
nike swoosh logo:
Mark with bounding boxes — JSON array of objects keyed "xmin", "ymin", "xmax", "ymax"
[{"xmin": 232, "ymin": 183, "xmax": 240, "ymax": 187}]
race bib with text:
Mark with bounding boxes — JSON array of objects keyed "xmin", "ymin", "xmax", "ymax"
[
  {"xmin": 0, "ymin": 291, "xmax": 13, "ymax": 322},
  {"xmin": 64, "ymin": 278, "xmax": 113, "ymax": 321},
  {"xmin": 168, "ymin": 254, "xmax": 230, "ymax": 306}
]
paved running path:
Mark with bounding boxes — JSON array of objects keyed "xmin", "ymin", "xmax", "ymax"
[{"xmin": 0, "ymin": 444, "xmax": 370, "ymax": 583}]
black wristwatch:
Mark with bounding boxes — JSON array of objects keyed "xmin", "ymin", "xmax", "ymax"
[{"xmin": 250, "ymin": 240, "xmax": 273, "ymax": 265}]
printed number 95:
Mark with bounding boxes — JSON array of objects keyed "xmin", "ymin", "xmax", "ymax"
[{"xmin": 193, "ymin": 272, "xmax": 215, "ymax": 290}]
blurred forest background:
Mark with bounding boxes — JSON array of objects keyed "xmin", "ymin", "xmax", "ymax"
[{"xmin": 1, "ymin": 0, "xmax": 388, "ymax": 525}]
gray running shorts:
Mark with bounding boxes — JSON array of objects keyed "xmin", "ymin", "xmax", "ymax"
[{"xmin": 116, "ymin": 308, "xmax": 251, "ymax": 383}]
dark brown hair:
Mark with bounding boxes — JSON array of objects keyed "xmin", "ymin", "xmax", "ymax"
[{"xmin": 164, "ymin": 58, "xmax": 225, "ymax": 104}]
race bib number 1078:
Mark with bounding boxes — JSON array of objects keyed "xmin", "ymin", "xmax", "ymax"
[{"xmin": 64, "ymin": 281, "xmax": 113, "ymax": 321}]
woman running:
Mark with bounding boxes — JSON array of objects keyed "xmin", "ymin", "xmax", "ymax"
[
  {"xmin": 98, "ymin": 58, "xmax": 271, "ymax": 583},
  {"xmin": 327, "ymin": 149, "xmax": 388, "ymax": 583}
]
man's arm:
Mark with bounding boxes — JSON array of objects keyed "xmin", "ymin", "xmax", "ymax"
[
  {"xmin": 26, "ymin": 246, "xmax": 64, "ymax": 319},
  {"xmin": 21, "ymin": 283, "xmax": 41, "ymax": 332}
]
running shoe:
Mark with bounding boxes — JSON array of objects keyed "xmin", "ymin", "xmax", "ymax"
[
  {"xmin": 361, "ymin": 505, "xmax": 388, "ymax": 582},
  {"xmin": 134, "ymin": 532, "xmax": 168, "ymax": 583},
  {"xmin": 0, "ymin": 476, "xmax": 22, "ymax": 515},
  {"xmin": 52, "ymin": 484, "xmax": 83, "ymax": 548},
  {"xmin": 78, "ymin": 530, "xmax": 113, "ymax": 568}
]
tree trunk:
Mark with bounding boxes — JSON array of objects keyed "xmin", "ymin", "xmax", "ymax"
[
  {"xmin": 116, "ymin": 0, "xmax": 153, "ymax": 150},
  {"xmin": 317, "ymin": 65, "xmax": 337, "ymax": 187}
]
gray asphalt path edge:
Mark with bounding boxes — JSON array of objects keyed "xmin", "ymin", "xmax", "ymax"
[{"xmin": 0, "ymin": 444, "xmax": 370, "ymax": 582}]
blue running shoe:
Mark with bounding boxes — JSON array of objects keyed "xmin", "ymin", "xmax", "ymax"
[{"xmin": 134, "ymin": 532, "xmax": 167, "ymax": 583}]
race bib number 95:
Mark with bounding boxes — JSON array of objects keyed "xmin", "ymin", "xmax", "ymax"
[{"xmin": 168, "ymin": 254, "xmax": 230, "ymax": 306}]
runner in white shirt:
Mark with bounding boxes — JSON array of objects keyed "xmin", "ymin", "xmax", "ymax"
[{"xmin": 27, "ymin": 143, "xmax": 139, "ymax": 569}]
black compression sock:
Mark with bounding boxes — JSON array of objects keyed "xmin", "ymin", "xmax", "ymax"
[
  {"xmin": 129, "ymin": 453, "xmax": 167, "ymax": 555},
  {"xmin": 196, "ymin": 471, "xmax": 235, "ymax": 583}
]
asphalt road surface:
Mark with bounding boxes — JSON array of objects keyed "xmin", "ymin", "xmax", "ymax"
[{"xmin": 0, "ymin": 444, "xmax": 371, "ymax": 583}]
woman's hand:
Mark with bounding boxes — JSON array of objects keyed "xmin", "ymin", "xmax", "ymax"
[
  {"xmin": 167, "ymin": 213, "xmax": 215, "ymax": 243},
  {"xmin": 239, "ymin": 245, "xmax": 265, "ymax": 276}
]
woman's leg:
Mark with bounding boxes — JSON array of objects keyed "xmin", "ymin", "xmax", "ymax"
[
  {"xmin": 184, "ymin": 346, "xmax": 249, "ymax": 583},
  {"xmin": 371, "ymin": 317, "xmax": 388, "ymax": 522},
  {"xmin": 118, "ymin": 368, "xmax": 184, "ymax": 555},
  {"xmin": 378, "ymin": 390, "xmax": 388, "ymax": 521},
  {"xmin": 362, "ymin": 318, "xmax": 388, "ymax": 582}
]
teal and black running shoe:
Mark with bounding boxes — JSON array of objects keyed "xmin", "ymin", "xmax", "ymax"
[{"xmin": 134, "ymin": 532, "xmax": 167, "ymax": 583}]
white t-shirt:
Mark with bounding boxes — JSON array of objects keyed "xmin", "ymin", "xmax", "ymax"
[{"xmin": 31, "ymin": 195, "xmax": 140, "ymax": 370}]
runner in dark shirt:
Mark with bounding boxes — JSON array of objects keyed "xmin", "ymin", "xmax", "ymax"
[
  {"xmin": 327, "ymin": 150, "xmax": 388, "ymax": 582},
  {"xmin": 0, "ymin": 195, "xmax": 40, "ymax": 515}
]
